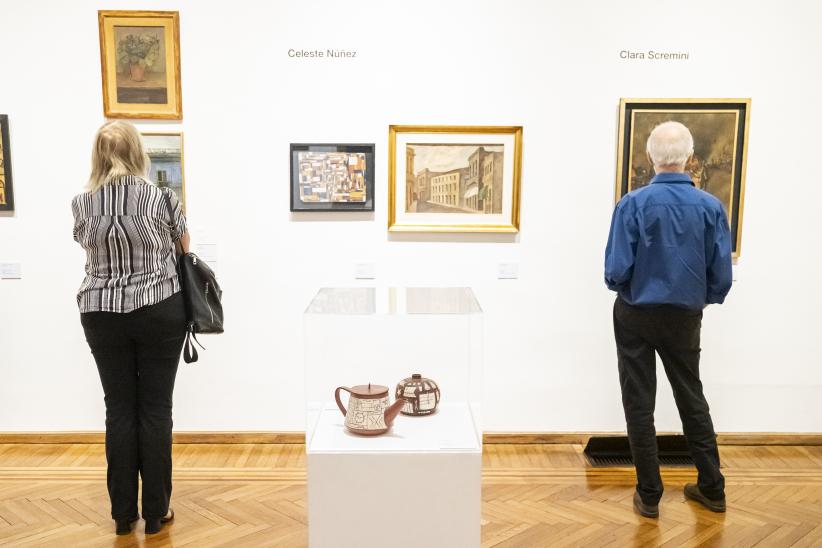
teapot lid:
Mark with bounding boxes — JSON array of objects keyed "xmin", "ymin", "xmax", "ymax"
[
  {"xmin": 349, "ymin": 383, "xmax": 389, "ymax": 399},
  {"xmin": 400, "ymin": 373, "xmax": 434, "ymax": 384}
]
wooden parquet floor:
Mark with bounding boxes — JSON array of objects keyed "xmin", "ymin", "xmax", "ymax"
[{"xmin": 1, "ymin": 443, "xmax": 821, "ymax": 547}]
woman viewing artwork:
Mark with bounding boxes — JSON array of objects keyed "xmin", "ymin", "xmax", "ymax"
[{"xmin": 71, "ymin": 121, "xmax": 190, "ymax": 536}]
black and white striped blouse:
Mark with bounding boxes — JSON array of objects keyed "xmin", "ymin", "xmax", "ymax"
[{"xmin": 72, "ymin": 175, "xmax": 188, "ymax": 313}]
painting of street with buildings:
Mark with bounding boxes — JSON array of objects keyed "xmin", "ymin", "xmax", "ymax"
[
  {"xmin": 389, "ymin": 126, "xmax": 522, "ymax": 232},
  {"xmin": 290, "ymin": 144, "xmax": 374, "ymax": 211},
  {"xmin": 142, "ymin": 132, "xmax": 185, "ymax": 209},
  {"xmin": 405, "ymin": 144, "xmax": 504, "ymax": 214}
]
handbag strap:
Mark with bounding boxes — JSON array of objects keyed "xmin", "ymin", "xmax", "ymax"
[
  {"xmin": 167, "ymin": 190, "xmax": 196, "ymax": 364},
  {"xmin": 161, "ymin": 186, "xmax": 175, "ymax": 223},
  {"xmin": 183, "ymin": 323, "xmax": 206, "ymax": 364},
  {"xmin": 183, "ymin": 331, "xmax": 198, "ymax": 364},
  {"xmin": 161, "ymin": 189, "xmax": 181, "ymax": 266}
]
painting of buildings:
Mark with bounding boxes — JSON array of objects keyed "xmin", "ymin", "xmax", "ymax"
[
  {"xmin": 142, "ymin": 132, "xmax": 185, "ymax": 208},
  {"xmin": 405, "ymin": 144, "xmax": 504, "ymax": 214},
  {"xmin": 388, "ymin": 125, "xmax": 522, "ymax": 233}
]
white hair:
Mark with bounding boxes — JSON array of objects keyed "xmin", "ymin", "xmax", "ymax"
[{"xmin": 646, "ymin": 121, "xmax": 694, "ymax": 168}]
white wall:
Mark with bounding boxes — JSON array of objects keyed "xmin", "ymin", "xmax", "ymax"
[{"xmin": 1, "ymin": 0, "xmax": 820, "ymax": 433}]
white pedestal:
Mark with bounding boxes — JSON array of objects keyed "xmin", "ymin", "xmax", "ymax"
[{"xmin": 307, "ymin": 403, "xmax": 482, "ymax": 548}]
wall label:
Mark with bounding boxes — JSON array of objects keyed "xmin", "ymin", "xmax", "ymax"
[
  {"xmin": 0, "ymin": 263, "xmax": 22, "ymax": 279},
  {"xmin": 619, "ymin": 50, "xmax": 689, "ymax": 61},
  {"xmin": 497, "ymin": 263, "xmax": 519, "ymax": 280},
  {"xmin": 354, "ymin": 262, "xmax": 376, "ymax": 280},
  {"xmin": 288, "ymin": 49, "xmax": 357, "ymax": 59}
]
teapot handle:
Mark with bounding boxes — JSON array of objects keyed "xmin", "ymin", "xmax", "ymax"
[{"xmin": 334, "ymin": 386, "xmax": 351, "ymax": 417}]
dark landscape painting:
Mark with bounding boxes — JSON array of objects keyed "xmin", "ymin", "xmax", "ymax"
[
  {"xmin": 628, "ymin": 110, "xmax": 738, "ymax": 214},
  {"xmin": 616, "ymin": 99, "xmax": 751, "ymax": 256}
]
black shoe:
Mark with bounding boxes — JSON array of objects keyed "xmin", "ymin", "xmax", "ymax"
[
  {"xmin": 144, "ymin": 508, "xmax": 174, "ymax": 534},
  {"xmin": 115, "ymin": 516, "xmax": 139, "ymax": 535},
  {"xmin": 684, "ymin": 483, "xmax": 726, "ymax": 513},
  {"xmin": 633, "ymin": 492, "xmax": 659, "ymax": 518}
]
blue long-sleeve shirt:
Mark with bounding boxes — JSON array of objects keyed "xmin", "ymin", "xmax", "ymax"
[{"xmin": 604, "ymin": 172, "xmax": 733, "ymax": 310}]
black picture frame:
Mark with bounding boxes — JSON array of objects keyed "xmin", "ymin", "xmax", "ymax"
[
  {"xmin": 0, "ymin": 115, "xmax": 14, "ymax": 212},
  {"xmin": 615, "ymin": 99, "xmax": 750, "ymax": 257},
  {"xmin": 290, "ymin": 143, "xmax": 375, "ymax": 211}
]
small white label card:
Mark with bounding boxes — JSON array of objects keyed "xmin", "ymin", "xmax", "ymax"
[
  {"xmin": 497, "ymin": 262, "xmax": 519, "ymax": 279},
  {"xmin": 0, "ymin": 263, "xmax": 22, "ymax": 279},
  {"xmin": 354, "ymin": 262, "xmax": 376, "ymax": 279}
]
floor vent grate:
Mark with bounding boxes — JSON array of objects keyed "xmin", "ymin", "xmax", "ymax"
[{"xmin": 583, "ymin": 435, "xmax": 695, "ymax": 468}]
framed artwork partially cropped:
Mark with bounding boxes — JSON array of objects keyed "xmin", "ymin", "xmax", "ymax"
[
  {"xmin": 141, "ymin": 132, "xmax": 186, "ymax": 210},
  {"xmin": 0, "ymin": 115, "xmax": 14, "ymax": 212},
  {"xmin": 98, "ymin": 10, "xmax": 183, "ymax": 119},
  {"xmin": 388, "ymin": 125, "xmax": 523, "ymax": 233},
  {"xmin": 615, "ymin": 98, "xmax": 751, "ymax": 257},
  {"xmin": 290, "ymin": 143, "xmax": 375, "ymax": 211}
]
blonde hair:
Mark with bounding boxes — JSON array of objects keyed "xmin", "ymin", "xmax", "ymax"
[{"xmin": 87, "ymin": 121, "xmax": 149, "ymax": 192}]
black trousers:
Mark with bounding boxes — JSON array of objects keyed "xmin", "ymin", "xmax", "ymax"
[
  {"xmin": 613, "ymin": 297, "xmax": 724, "ymax": 505},
  {"xmin": 81, "ymin": 292, "xmax": 186, "ymax": 520}
]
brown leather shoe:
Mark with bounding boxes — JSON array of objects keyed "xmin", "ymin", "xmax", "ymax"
[
  {"xmin": 633, "ymin": 492, "xmax": 659, "ymax": 518},
  {"xmin": 684, "ymin": 483, "xmax": 726, "ymax": 513}
]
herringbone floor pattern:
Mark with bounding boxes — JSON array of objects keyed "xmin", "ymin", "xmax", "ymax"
[{"xmin": 1, "ymin": 443, "xmax": 821, "ymax": 546}]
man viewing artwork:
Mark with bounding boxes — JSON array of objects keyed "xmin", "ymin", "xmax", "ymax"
[{"xmin": 604, "ymin": 121, "xmax": 733, "ymax": 518}]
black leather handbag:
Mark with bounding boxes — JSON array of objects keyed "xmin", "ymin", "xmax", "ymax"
[
  {"xmin": 178, "ymin": 252, "xmax": 223, "ymax": 363},
  {"xmin": 162, "ymin": 189, "xmax": 224, "ymax": 363}
]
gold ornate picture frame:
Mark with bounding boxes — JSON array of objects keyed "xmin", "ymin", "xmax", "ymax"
[
  {"xmin": 98, "ymin": 10, "xmax": 183, "ymax": 120},
  {"xmin": 615, "ymin": 98, "xmax": 751, "ymax": 257},
  {"xmin": 388, "ymin": 125, "xmax": 523, "ymax": 233}
]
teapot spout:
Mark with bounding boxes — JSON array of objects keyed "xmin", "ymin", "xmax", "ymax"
[{"xmin": 384, "ymin": 398, "xmax": 407, "ymax": 428}]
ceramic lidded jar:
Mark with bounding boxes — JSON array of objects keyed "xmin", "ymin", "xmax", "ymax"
[
  {"xmin": 395, "ymin": 374, "xmax": 441, "ymax": 416},
  {"xmin": 335, "ymin": 384, "xmax": 406, "ymax": 435}
]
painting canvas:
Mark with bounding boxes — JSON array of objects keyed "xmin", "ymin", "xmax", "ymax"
[
  {"xmin": 405, "ymin": 144, "xmax": 504, "ymax": 214},
  {"xmin": 615, "ymin": 99, "xmax": 750, "ymax": 257},
  {"xmin": 0, "ymin": 115, "xmax": 14, "ymax": 212},
  {"xmin": 98, "ymin": 11, "xmax": 182, "ymax": 119},
  {"xmin": 290, "ymin": 144, "xmax": 375, "ymax": 211},
  {"xmin": 142, "ymin": 132, "xmax": 185, "ymax": 210},
  {"xmin": 389, "ymin": 126, "xmax": 522, "ymax": 233}
]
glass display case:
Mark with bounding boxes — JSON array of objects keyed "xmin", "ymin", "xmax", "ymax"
[
  {"xmin": 303, "ymin": 287, "xmax": 483, "ymax": 548},
  {"xmin": 304, "ymin": 287, "xmax": 482, "ymax": 452}
]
